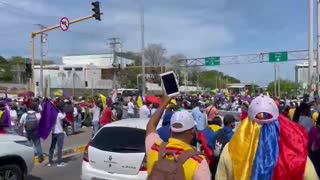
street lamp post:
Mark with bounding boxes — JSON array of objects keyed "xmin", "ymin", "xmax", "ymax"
[
  {"xmin": 309, "ymin": 0, "xmax": 314, "ymax": 90},
  {"xmin": 141, "ymin": 0, "xmax": 146, "ymax": 97}
]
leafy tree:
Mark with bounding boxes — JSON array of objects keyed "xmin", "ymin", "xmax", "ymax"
[
  {"xmin": 199, "ymin": 70, "xmax": 240, "ymax": 89},
  {"xmin": 144, "ymin": 44, "xmax": 166, "ymax": 66},
  {"xmin": 0, "ymin": 56, "xmax": 7, "ymax": 64},
  {"xmin": 267, "ymin": 79, "xmax": 301, "ymax": 96},
  {"xmin": 8, "ymin": 56, "xmax": 26, "ymax": 64}
]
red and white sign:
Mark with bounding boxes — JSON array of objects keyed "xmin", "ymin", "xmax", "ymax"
[{"xmin": 60, "ymin": 17, "xmax": 69, "ymax": 31}]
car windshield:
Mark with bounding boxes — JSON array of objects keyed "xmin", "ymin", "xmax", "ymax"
[{"xmin": 91, "ymin": 127, "xmax": 146, "ymax": 153}]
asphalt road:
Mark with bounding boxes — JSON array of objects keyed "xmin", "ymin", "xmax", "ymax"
[{"xmin": 26, "ymin": 154, "xmax": 83, "ymax": 180}]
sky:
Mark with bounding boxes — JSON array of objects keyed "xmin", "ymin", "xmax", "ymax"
[{"xmin": 0, "ymin": 0, "xmax": 315, "ymax": 86}]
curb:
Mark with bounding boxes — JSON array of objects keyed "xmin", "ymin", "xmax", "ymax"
[{"xmin": 34, "ymin": 145, "xmax": 87, "ymax": 164}]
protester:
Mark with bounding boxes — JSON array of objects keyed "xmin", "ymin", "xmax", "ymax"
[
  {"xmin": 197, "ymin": 116, "xmax": 223, "ymax": 169},
  {"xmin": 100, "ymin": 107, "xmax": 113, "ymax": 126},
  {"xmin": 150, "ymin": 103, "xmax": 159, "ymax": 117},
  {"xmin": 216, "ymin": 95, "xmax": 318, "ymax": 179},
  {"xmin": 309, "ymin": 115, "xmax": 320, "ymax": 176},
  {"xmin": 206, "ymin": 104, "xmax": 219, "ymax": 122},
  {"xmin": 20, "ymin": 103, "xmax": 43, "ymax": 163},
  {"xmin": 158, "ymin": 105, "xmax": 179, "ymax": 142},
  {"xmin": 139, "ymin": 102, "xmax": 150, "ymax": 118},
  {"xmin": 298, "ymin": 102, "xmax": 313, "ymax": 133},
  {"xmin": 211, "ymin": 114, "xmax": 236, "ymax": 178},
  {"xmin": 281, "ymin": 105, "xmax": 290, "ymax": 118},
  {"xmin": 63, "ymin": 99, "xmax": 76, "ymax": 135},
  {"xmin": 192, "ymin": 101, "xmax": 207, "ymax": 131},
  {"xmin": 146, "ymin": 95, "xmax": 210, "ymax": 179},
  {"xmin": 74, "ymin": 102, "xmax": 82, "ymax": 132},
  {"xmin": 127, "ymin": 98, "xmax": 135, "ymax": 118},
  {"xmin": 288, "ymin": 102, "xmax": 296, "ymax": 120},
  {"xmin": 91, "ymin": 98, "xmax": 102, "ymax": 137},
  {"xmin": 48, "ymin": 103, "xmax": 66, "ymax": 167}
]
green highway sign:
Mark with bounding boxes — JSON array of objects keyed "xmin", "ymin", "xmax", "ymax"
[
  {"xmin": 269, "ymin": 52, "xmax": 288, "ymax": 63},
  {"xmin": 205, "ymin": 57, "xmax": 220, "ymax": 66}
]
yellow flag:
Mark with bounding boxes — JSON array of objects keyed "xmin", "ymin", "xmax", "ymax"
[
  {"xmin": 54, "ymin": 90, "xmax": 63, "ymax": 97},
  {"xmin": 266, "ymin": 92, "xmax": 270, "ymax": 97},
  {"xmin": 137, "ymin": 96, "xmax": 143, "ymax": 108},
  {"xmin": 229, "ymin": 118, "xmax": 261, "ymax": 180},
  {"xmin": 225, "ymin": 89, "xmax": 230, "ymax": 97},
  {"xmin": 0, "ymin": 111, "xmax": 3, "ymax": 118},
  {"xmin": 99, "ymin": 94, "xmax": 107, "ymax": 109}
]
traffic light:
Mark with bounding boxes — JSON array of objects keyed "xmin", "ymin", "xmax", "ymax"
[
  {"xmin": 91, "ymin": 1, "xmax": 101, "ymax": 21},
  {"xmin": 36, "ymin": 81, "xmax": 39, "ymax": 86},
  {"xmin": 85, "ymin": 81, "xmax": 88, "ymax": 87}
]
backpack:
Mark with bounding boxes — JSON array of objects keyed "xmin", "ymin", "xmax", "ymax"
[
  {"xmin": 211, "ymin": 130, "xmax": 232, "ymax": 177},
  {"xmin": 25, "ymin": 112, "xmax": 38, "ymax": 132},
  {"xmin": 147, "ymin": 143, "xmax": 202, "ymax": 180}
]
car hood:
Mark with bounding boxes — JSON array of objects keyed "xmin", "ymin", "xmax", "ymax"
[{"xmin": 0, "ymin": 134, "xmax": 28, "ymax": 142}]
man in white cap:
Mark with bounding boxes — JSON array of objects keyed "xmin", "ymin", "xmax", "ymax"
[{"xmin": 145, "ymin": 95, "xmax": 210, "ymax": 180}]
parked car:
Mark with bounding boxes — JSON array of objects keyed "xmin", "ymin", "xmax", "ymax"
[
  {"xmin": 81, "ymin": 118, "xmax": 162, "ymax": 180},
  {"xmin": 0, "ymin": 134, "xmax": 35, "ymax": 180}
]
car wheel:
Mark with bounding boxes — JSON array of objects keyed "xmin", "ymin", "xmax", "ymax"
[{"xmin": 0, "ymin": 164, "xmax": 23, "ymax": 180}]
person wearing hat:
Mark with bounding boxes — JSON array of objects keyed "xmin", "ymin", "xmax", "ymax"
[
  {"xmin": 146, "ymin": 95, "xmax": 210, "ymax": 180},
  {"xmin": 216, "ymin": 95, "xmax": 318, "ymax": 180}
]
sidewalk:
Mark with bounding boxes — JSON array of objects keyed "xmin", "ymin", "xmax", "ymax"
[{"xmin": 35, "ymin": 127, "xmax": 92, "ymax": 164}]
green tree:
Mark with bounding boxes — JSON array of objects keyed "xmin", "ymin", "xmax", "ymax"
[
  {"xmin": 267, "ymin": 79, "xmax": 301, "ymax": 96},
  {"xmin": 0, "ymin": 56, "xmax": 7, "ymax": 64},
  {"xmin": 198, "ymin": 70, "xmax": 240, "ymax": 89}
]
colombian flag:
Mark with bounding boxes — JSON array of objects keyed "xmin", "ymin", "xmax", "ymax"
[{"xmin": 229, "ymin": 115, "xmax": 308, "ymax": 180}]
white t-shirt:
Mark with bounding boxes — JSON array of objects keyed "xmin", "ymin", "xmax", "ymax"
[
  {"xmin": 139, "ymin": 105, "xmax": 150, "ymax": 118},
  {"xmin": 10, "ymin": 110, "xmax": 18, "ymax": 125},
  {"xmin": 92, "ymin": 105, "xmax": 101, "ymax": 122},
  {"xmin": 128, "ymin": 102, "xmax": 135, "ymax": 114},
  {"xmin": 73, "ymin": 107, "xmax": 78, "ymax": 117},
  {"xmin": 53, "ymin": 112, "xmax": 66, "ymax": 134},
  {"xmin": 20, "ymin": 110, "xmax": 41, "ymax": 125}
]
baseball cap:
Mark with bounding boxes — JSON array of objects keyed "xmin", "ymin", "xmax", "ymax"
[
  {"xmin": 248, "ymin": 95, "xmax": 279, "ymax": 124},
  {"xmin": 170, "ymin": 111, "xmax": 195, "ymax": 132}
]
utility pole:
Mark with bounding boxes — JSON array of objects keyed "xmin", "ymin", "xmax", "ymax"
[
  {"xmin": 141, "ymin": 0, "xmax": 146, "ymax": 97},
  {"xmin": 277, "ymin": 64, "xmax": 281, "ymax": 98},
  {"xmin": 309, "ymin": 0, "xmax": 314, "ymax": 91},
  {"xmin": 317, "ymin": 0, "xmax": 320, "ymax": 96},
  {"xmin": 36, "ymin": 24, "xmax": 47, "ymax": 97},
  {"xmin": 108, "ymin": 38, "xmax": 121, "ymax": 89},
  {"xmin": 274, "ymin": 63, "xmax": 277, "ymax": 97}
]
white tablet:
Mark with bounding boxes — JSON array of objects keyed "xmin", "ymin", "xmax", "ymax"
[{"xmin": 160, "ymin": 71, "xmax": 180, "ymax": 97}]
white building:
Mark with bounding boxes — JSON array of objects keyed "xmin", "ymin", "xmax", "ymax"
[
  {"xmin": 62, "ymin": 54, "xmax": 133, "ymax": 68},
  {"xmin": 295, "ymin": 62, "xmax": 316, "ymax": 88},
  {"xmin": 34, "ymin": 54, "xmax": 134, "ymax": 96}
]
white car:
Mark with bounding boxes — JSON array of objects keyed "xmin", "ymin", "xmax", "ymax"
[
  {"xmin": 0, "ymin": 134, "xmax": 35, "ymax": 180},
  {"xmin": 81, "ymin": 118, "xmax": 162, "ymax": 180}
]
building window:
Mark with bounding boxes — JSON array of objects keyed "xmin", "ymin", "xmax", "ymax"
[{"xmin": 64, "ymin": 67, "xmax": 72, "ymax": 71}]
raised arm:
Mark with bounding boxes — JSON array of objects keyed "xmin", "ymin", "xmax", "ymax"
[{"xmin": 146, "ymin": 96, "xmax": 172, "ymax": 135}]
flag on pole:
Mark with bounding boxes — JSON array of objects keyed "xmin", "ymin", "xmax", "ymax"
[
  {"xmin": 100, "ymin": 94, "xmax": 107, "ymax": 109},
  {"xmin": 4, "ymin": 91, "xmax": 11, "ymax": 128},
  {"xmin": 37, "ymin": 98, "xmax": 58, "ymax": 140},
  {"xmin": 137, "ymin": 96, "xmax": 143, "ymax": 108}
]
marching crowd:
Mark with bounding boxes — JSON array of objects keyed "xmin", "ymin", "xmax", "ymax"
[
  {"xmin": 144, "ymin": 93, "xmax": 320, "ymax": 179},
  {"xmin": 1, "ymin": 92, "xmax": 320, "ymax": 179}
]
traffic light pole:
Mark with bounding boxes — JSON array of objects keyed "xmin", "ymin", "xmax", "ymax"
[{"xmin": 31, "ymin": 14, "xmax": 103, "ymax": 92}]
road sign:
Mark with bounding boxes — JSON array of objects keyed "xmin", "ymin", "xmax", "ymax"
[
  {"xmin": 60, "ymin": 17, "xmax": 69, "ymax": 31},
  {"xmin": 205, "ymin": 57, "xmax": 220, "ymax": 66},
  {"xmin": 269, "ymin": 52, "xmax": 288, "ymax": 62}
]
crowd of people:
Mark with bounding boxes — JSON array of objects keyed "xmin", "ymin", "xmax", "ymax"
[
  {"xmin": 1, "ymin": 91, "xmax": 320, "ymax": 179},
  {"xmin": 144, "ymin": 93, "xmax": 320, "ymax": 179}
]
